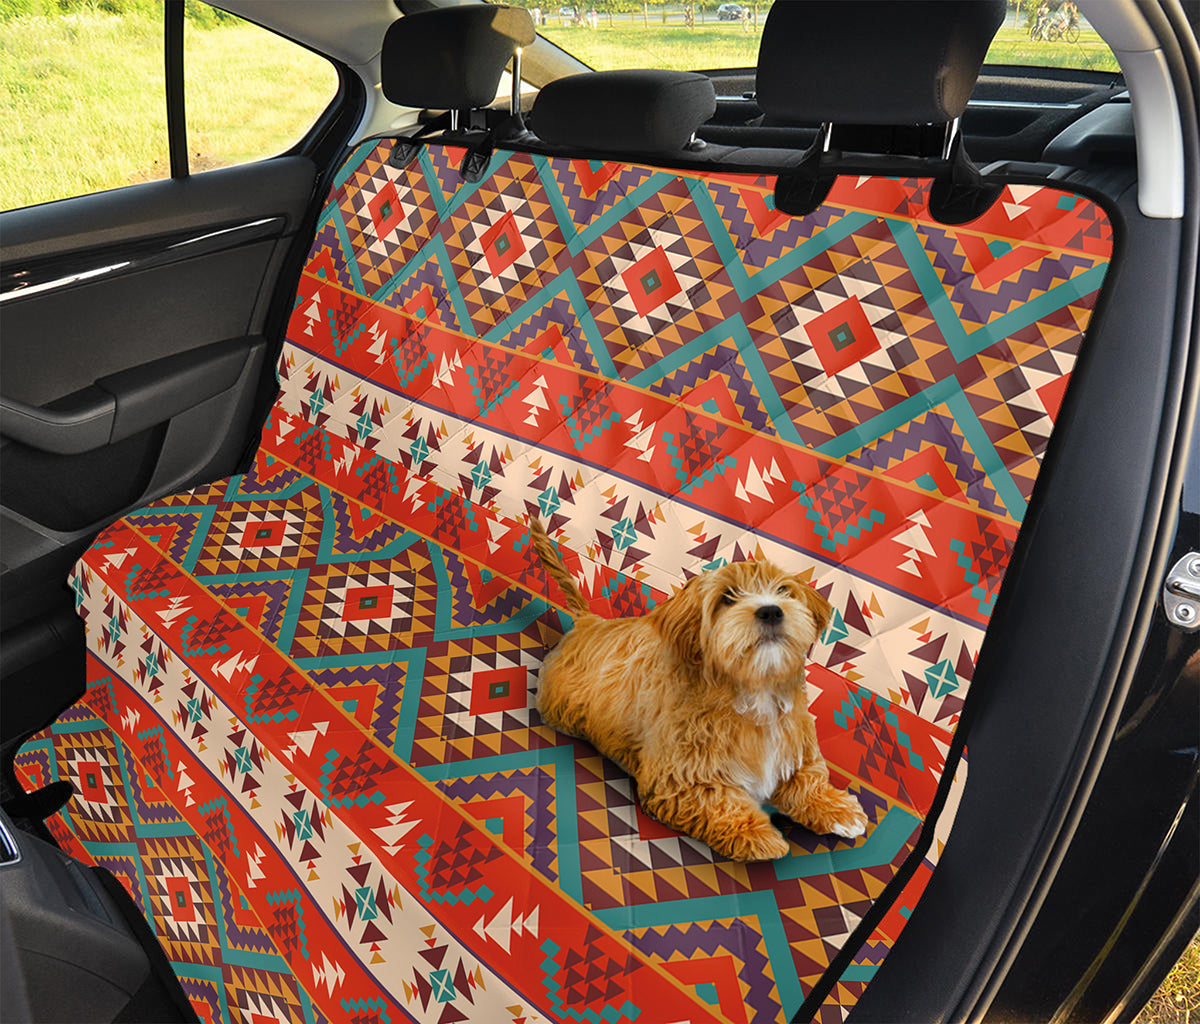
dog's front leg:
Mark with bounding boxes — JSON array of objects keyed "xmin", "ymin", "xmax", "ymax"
[
  {"xmin": 772, "ymin": 761, "xmax": 869, "ymax": 840},
  {"xmin": 640, "ymin": 780, "xmax": 790, "ymax": 862}
]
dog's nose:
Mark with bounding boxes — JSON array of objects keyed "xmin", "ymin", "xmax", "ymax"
[{"xmin": 755, "ymin": 604, "xmax": 783, "ymax": 623}]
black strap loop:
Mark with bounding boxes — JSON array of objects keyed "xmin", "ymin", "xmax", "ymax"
[
  {"xmin": 458, "ymin": 133, "xmax": 495, "ymax": 183},
  {"xmin": 772, "ymin": 132, "xmax": 838, "ymax": 218},
  {"xmin": 773, "ymin": 126, "xmax": 1002, "ymax": 225},
  {"xmin": 388, "ymin": 112, "xmax": 453, "ymax": 170},
  {"xmin": 456, "ymin": 115, "xmax": 535, "ymax": 182},
  {"xmin": 927, "ymin": 133, "xmax": 1005, "ymax": 224}
]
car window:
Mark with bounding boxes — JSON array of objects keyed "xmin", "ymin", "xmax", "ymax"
[
  {"xmin": 530, "ymin": 1, "xmax": 764, "ymax": 71},
  {"xmin": 526, "ymin": 0, "xmax": 1120, "ymax": 75},
  {"xmin": 185, "ymin": 4, "xmax": 338, "ymax": 174},
  {"xmin": 0, "ymin": 0, "xmax": 170, "ymax": 211},
  {"xmin": 0, "ymin": 0, "xmax": 338, "ymax": 212},
  {"xmin": 989, "ymin": 0, "xmax": 1118, "ymax": 71}
]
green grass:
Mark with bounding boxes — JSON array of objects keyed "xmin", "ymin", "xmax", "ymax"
[
  {"xmin": 987, "ymin": 25, "xmax": 1120, "ymax": 73},
  {"xmin": 0, "ymin": 10, "xmax": 337, "ymax": 210},
  {"xmin": 1135, "ymin": 937, "xmax": 1200, "ymax": 1024},
  {"xmin": 540, "ymin": 21, "xmax": 764, "ymax": 71},
  {"xmin": 539, "ymin": 20, "xmax": 1119, "ymax": 74},
  {"xmin": 1, "ymin": 11, "xmax": 167, "ymax": 208},
  {"xmin": 184, "ymin": 17, "xmax": 338, "ymax": 172}
]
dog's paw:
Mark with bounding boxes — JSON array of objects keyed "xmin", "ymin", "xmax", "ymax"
[
  {"xmin": 830, "ymin": 818, "xmax": 867, "ymax": 840},
  {"xmin": 821, "ymin": 791, "xmax": 869, "ymax": 840},
  {"xmin": 723, "ymin": 820, "xmax": 791, "ymax": 862}
]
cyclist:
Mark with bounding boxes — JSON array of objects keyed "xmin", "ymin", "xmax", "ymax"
[
  {"xmin": 1061, "ymin": 0, "xmax": 1080, "ymax": 40},
  {"xmin": 1032, "ymin": 0, "xmax": 1051, "ymax": 40}
]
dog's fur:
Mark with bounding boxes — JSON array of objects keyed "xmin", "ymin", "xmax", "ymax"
[{"xmin": 529, "ymin": 519, "xmax": 868, "ymax": 862}]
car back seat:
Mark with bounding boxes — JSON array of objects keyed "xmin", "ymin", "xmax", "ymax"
[{"xmin": 16, "ymin": 4, "xmax": 1116, "ymax": 1023}]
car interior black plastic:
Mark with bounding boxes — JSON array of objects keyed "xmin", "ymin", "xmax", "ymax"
[
  {"xmin": 0, "ymin": 336, "xmax": 253, "ymax": 455},
  {"xmin": 0, "ymin": 808, "xmax": 195, "ymax": 1022}
]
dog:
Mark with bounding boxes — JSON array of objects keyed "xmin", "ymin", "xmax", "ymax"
[{"xmin": 529, "ymin": 518, "xmax": 868, "ymax": 862}]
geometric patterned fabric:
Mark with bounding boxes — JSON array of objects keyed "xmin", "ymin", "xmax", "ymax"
[{"xmin": 21, "ymin": 140, "xmax": 1112, "ymax": 1024}]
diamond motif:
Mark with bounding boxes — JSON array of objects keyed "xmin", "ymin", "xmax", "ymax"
[
  {"xmin": 368, "ymin": 180, "xmax": 404, "ymax": 238},
  {"xmin": 481, "ymin": 210, "xmax": 527, "ymax": 278},
  {"xmin": 925, "ymin": 659, "xmax": 959, "ymax": 699},
  {"xmin": 793, "ymin": 476, "xmax": 886, "ymax": 552},
  {"xmin": 806, "ymin": 295, "xmax": 882, "ymax": 376},
  {"xmin": 663, "ymin": 416, "xmax": 737, "ymax": 494},
  {"xmin": 622, "ymin": 246, "xmax": 681, "ymax": 318}
]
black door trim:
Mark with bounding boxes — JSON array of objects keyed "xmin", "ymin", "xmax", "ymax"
[{"xmin": 165, "ymin": 0, "xmax": 188, "ymax": 179}]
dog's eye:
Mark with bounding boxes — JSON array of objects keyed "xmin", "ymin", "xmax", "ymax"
[
  {"xmin": 720, "ymin": 589, "xmax": 736, "ymax": 606},
  {"xmin": 776, "ymin": 583, "xmax": 789, "ymax": 595}
]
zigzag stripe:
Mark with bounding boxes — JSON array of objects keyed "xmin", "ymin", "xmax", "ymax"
[
  {"xmin": 437, "ymin": 768, "xmax": 560, "ymax": 883},
  {"xmin": 844, "ymin": 410, "xmax": 1007, "ymax": 515},
  {"xmin": 626, "ymin": 918, "xmax": 778, "ymax": 1022},
  {"xmin": 849, "ymin": 940, "xmax": 893, "ymax": 965},
  {"xmin": 213, "ymin": 857, "xmax": 279, "ymax": 956}
]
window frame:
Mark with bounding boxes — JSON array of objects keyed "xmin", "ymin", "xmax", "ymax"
[{"xmin": 166, "ymin": 0, "xmax": 188, "ymax": 179}]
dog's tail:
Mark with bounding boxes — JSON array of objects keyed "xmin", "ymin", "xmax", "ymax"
[{"xmin": 528, "ymin": 518, "xmax": 591, "ymax": 618}]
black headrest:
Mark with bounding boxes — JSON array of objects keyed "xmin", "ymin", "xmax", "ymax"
[
  {"xmin": 532, "ymin": 70, "xmax": 717, "ymax": 153},
  {"xmin": 757, "ymin": 0, "xmax": 1005, "ymax": 125},
  {"xmin": 382, "ymin": 5, "xmax": 535, "ymax": 109}
]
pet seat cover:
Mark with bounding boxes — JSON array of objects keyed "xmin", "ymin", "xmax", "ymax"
[{"xmin": 18, "ymin": 136, "xmax": 1113, "ymax": 1024}]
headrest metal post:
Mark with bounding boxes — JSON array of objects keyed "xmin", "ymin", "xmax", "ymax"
[
  {"xmin": 449, "ymin": 108, "xmax": 459, "ymax": 132},
  {"xmin": 511, "ymin": 48, "xmax": 522, "ymax": 116},
  {"xmin": 941, "ymin": 117, "xmax": 961, "ymax": 161},
  {"xmin": 819, "ymin": 122, "xmax": 834, "ymax": 154}
]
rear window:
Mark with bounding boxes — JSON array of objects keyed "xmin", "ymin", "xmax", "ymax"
[{"xmin": 527, "ymin": 0, "xmax": 1120, "ymax": 75}]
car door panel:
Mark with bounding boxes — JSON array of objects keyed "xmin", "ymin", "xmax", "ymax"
[
  {"xmin": 0, "ymin": 157, "xmax": 315, "ymax": 263},
  {"xmin": 0, "ymin": 159, "xmax": 315, "ymax": 687},
  {"xmin": 0, "ymin": 159, "xmax": 315, "ymax": 403},
  {"xmin": 1, "ymin": 335, "xmax": 253, "ymax": 455}
]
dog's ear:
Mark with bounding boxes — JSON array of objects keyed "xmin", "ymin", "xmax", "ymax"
[
  {"xmin": 799, "ymin": 581, "xmax": 833, "ymax": 639},
  {"xmin": 652, "ymin": 575, "xmax": 707, "ymax": 669}
]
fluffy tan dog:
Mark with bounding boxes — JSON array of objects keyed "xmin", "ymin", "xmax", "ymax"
[{"xmin": 529, "ymin": 519, "xmax": 868, "ymax": 862}]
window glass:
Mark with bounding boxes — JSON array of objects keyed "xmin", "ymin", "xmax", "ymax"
[
  {"xmin": 530, "ymin": 1, "xmax": 765, "ymax": 71},
  {"xmin": 988, "ymin": 1, "xmax": 1119, "ymax": 72},
  {"xmin": 0, "ymin": 0, "xmax": 169, "ymax": 211},
  {"xmin": 184, "ymin": 3, "xmax": 339, "ymax": 172},
  {"xmin": 524, "ymin": 0, "xmax": 1120, "ymax": 75},
  {"xmin": 0, "ymin": 0, "xmax": 339, "ymax": 213}
]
